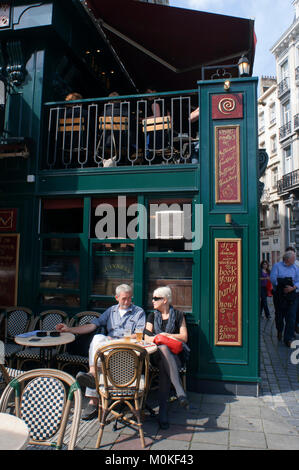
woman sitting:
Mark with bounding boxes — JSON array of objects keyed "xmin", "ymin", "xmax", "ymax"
[{"xmin": 144, "ymin": 286, "xmax": 189, "ymax": 429}]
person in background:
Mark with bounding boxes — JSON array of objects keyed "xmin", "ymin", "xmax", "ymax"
[
  {"xmin": 260, "ymin": 260, "xmax": 271, "ymax": 319},
  {"xmin": 270, "ymin": 251, "xmax": 299, "ymax": 346},
  {"xmin": 144, "ymin": 286, "xmax": 189, "ymax": 430},
  {"xmin": 286, "ymin": 246, "xmax": 299, "ymax": 335}
]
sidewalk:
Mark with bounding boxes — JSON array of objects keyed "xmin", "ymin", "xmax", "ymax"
[{"xmin": 74, "ymin": 300, "xmax": 299, "ymax": 450}]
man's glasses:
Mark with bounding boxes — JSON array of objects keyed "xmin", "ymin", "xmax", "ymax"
[{"xmin": 152, "ymin": 297, "xmax": 163, "ymax": 301}]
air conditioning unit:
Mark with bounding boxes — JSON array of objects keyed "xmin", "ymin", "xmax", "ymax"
[{"xmin": 155, "ymin": 210, "xmax": 184, "ymax": 239}]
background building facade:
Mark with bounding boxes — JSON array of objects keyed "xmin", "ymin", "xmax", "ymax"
[{"xmin": 259, "ymin": 0, "xmax": 299, "ymax": 264}]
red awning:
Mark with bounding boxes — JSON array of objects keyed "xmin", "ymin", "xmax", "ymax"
[{"xmin": 85, "ymin": 0, "xmax": 255, "ymax": 92}]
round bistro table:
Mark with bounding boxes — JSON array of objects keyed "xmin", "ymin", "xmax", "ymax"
[
  {"xmin": 14, "ymin": 332, "xmax": 75, "ymax": 367},
  {"xmin": 0, "ymin": 413, "xmax": 29, "ymax": 450}
]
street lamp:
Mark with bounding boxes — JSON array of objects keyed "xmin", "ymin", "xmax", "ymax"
[{"xmin": 238, "ymin": 55, "xmax": 250, "ymax": 77}]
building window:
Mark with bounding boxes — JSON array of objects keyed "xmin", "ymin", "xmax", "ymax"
[
  {"xmin": 260, "ymin": 206, "xmax": 268, "ymax": 228},
  {"xmin": 259, "ymin": 112, "xmax": 265, "ymax": 133},
  {"xmin": 284, "ymin": 145, "xmax": 292, "ymax": 174},
  {"xmin": 269, "ymin": 103, "xmax": 276, "ymax": 125},
  {"xmin": 270, "ymin": 134, "xmax": 277, "ymax": 154},
  {"xmin": 272, "ymin": 204, "xmax": 279, "ymax": 225},
  {"xmin": 146, "ymin": 257, "xmax": 192, "ymax": 312},
  {"xmin": 271, "ymin": 167, "xmax": 278, "ymax": 189},
  {"xmin": 41, "ymin": 199, "xmax": 84, "ymax": 233},
  {"xmin": 282, "ymin": 100, "xmax": 291, "ymax": 125}
]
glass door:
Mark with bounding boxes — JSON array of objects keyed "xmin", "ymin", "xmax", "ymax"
[{"xmin": 89, "ymin": 241, "xmax": 135, "ymax": 310}]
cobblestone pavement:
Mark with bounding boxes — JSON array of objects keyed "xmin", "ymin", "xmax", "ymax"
[{"xmin": 75, "ymin": 298, "xmax": 299, "ymax": 450}]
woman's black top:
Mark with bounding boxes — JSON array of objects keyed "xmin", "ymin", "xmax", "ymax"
[{"xmin": 145, "ymin": 309, "xmax": 184, "ymax": 336}]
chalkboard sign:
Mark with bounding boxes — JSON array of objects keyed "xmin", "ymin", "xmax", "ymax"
[{"xmin": 0, "ymin": 234, "xmax": 20, "ymax": 306}]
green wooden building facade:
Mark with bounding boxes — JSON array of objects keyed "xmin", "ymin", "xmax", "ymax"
[{"xmin": 0, "ymin": 0, "xmax": 260, "ymax": 394}]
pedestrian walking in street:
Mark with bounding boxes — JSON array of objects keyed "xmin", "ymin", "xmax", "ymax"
[{"xmin": 260, "ymin": 260, "xmax": 271, "ymax": 319}]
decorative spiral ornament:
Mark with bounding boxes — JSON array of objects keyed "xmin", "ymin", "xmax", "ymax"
[{"xmin": 218, "ymin": 98, "xmax": 236, "ymax": 115}]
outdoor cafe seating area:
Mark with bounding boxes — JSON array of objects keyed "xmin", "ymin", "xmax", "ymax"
[
  {"xmin": 0, "ymin": 306, "xmax": 185, "ymax": 450},
  {"xmin": 44, "ymin": 90, "xmax": 199, "ymax": 170}
]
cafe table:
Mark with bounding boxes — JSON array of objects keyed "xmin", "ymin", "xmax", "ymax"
[
  {"xmin": 14, "ymin": 332, "xmax": 75, "ymax": 368},
  {"xmin": 0, "ymin": 412, "xmax": 29, "ymax": 450}
]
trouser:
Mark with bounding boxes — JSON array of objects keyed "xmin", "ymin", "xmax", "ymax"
[
  {"xmin": 277, "ymin": 295, "xmax": 298, "ymax": 343},
  {"xmin": 152, "ymin": 345, "xmax": 186, "ymax": 421},
  {"xmin": 260, "ymin": 286, "xmax": 270, "ymax": 318},
  {"xmin": 283, "ymin": 297, "xmax": 298, "ymax": 344},
  {"xmin": 273, "ymin": 290, "xmax": 283, "ymax": 333},
  {"xmin": 86, "ymin": 334, "xmax": 110, "ymax": 398}
]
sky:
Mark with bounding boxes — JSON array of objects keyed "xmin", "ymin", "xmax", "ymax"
[{"xmin": 169, "ymin": 0, "xmax": 295, "ymax": 79}]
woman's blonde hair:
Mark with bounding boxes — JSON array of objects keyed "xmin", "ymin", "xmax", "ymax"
[{"xmin": 153, "ymin": 286, "xmax": 172, "ymax": 303}]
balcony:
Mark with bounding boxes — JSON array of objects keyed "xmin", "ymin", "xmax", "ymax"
[
  {"xmin": 277, "ymin": 77, "xmax": 290, "ymax": 99},
  {"xmin": 294, "ymin": 113, "xmax": 299, "ymax": 132},
  {"xmin": 277, "ymin": 169, "xmax": 299, "ymax": 194},
  {"xmin": 279, "ymin": 121, "xmax": 292, "ymax": 141},
  {"xmin": 43, "ymin": 90, "xmax": 199, "ymax": 171},
  {"xmin": 296, "ymin": 66, "xmax": 299, "ymax": 82}
]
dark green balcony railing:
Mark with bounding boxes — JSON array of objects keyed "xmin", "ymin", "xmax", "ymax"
[
  {"xmin": 277, "ymin": 169, "xmax": 299, "ymax": 194},
  {"xmin": 43, "ymin": 90, "xmax": 199, "ymax": 170}
]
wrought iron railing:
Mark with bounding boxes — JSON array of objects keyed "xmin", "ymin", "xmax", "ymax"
[
  {"xmin": 294, "ymin": 113, "xmax": 299, "ymax": 131},
  {"xmin": 279, "ymin": 121, "xmax": 292, "ymax": 140},
  {"xmin": 277, "ymin": 77, "xmax": 290, "ymax": 98},
  {"xmin": 277, "ymin": 169, "xmax": 299, "ymax": 194},
  {"xmin": 43, "ymin": 90, "xmax": 199, "ymax": 170}
]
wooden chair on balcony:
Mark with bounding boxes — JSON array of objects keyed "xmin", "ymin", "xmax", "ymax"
[
  {"xmin": 142, "ymin": 115, "xmax": 173, "ymax": 163},
  {"xmin": 58, "ymin": 114, "xmax": 87, "ymax": 166},
  {"xmin": 97, "ymin": 115, "xmax": 129, "ymax": 166}
]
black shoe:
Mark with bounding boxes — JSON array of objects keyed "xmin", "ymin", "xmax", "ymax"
[
  {"xmin": 178, "ymin": 395, "xmax": 189, "ymax": 409},
  {"xmin": 81, "ymin": 403, "xmax": 98, "ymax": 421},
  {"xmin": 76, "ymin": 372, "xmax": 96, "ymax": 389}
]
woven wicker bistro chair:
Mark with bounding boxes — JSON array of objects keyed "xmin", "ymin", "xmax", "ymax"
[
  {"xmin": 0, "ymin": 368, "xmax": 82, "ymax": 450},
  {"xmin": 0, "ymin": 363, "xmax": 24, "ymax": 389},
  {"xmin": 15, "ymin": 309, "xmax": 68, "ymax": 370},
  {"xmin": 94, "ymin": 342, "xmax": 149, "ymax": 449},
  {"xmin": 0, "ymin": 307, "xmax": 33, "ymax": 367},
  {"xmin": 56, "ymin": 311, "xmax": 100, "ymax": 372}
]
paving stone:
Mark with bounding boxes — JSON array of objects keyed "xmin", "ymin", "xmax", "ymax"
[
  {"xmin": 229, "ymin": 430, "xmax": 267, "ymax": 449},
  {"xmin": 229, "ymin": 416, "xmax": 263, "ymax": 433},
  {"xmin": 191, "ymin": 429, "xmax": 229, "ymax": 445},
  {"xmin": 150, "ymin": 439, "xmax": 190, "ymax": 450},
  {"xmin": 266, "ymin": 433, "xmax": 299, "ymax": 450},
  {"xmin": 262, "ymin": 418, "xmax": 298, "ymax": 435},
  {"xmin": 189, "ymin": 442, "xmax": 227, "ymax": 450},
  {"xmin": 229, "ymin": 404, "xmax": 261, "ymax": 418}
]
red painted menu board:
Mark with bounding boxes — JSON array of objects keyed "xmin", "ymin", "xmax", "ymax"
[
  {"xmin": 215, "ymin": 239, "xmax": 242, "ymax": 346},
  {"xmin": 0, "ymin": 234, "xmax": 19, "ymax": 306},
  {"xmin": 212, "ymin": 93, "xmax": 243, "ymax": 120},
  {"xmin": 215, "ymin": 125, "xmax": 241, "ymax": 204},
  {"xmin": 0, "ymin": 208, "xmax": 17, "ymax": 231}
]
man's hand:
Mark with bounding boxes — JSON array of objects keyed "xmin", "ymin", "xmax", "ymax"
[
  {"xmin": 56, "ymin": 323, "xmax": 69, "ymax": 333},
  {"xmin": 284, "ymin": 285, "xmax": 295, "ymax": 294}
]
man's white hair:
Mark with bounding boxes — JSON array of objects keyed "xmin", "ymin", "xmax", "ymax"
[
  {"xmin": 283, "ymin": 251, "xmax": 295, "ymax": 262},
  {"xmin": 115, "ymin": 284, "xmax": 132, "ymax": 296},
  {"xmin": 153, "ymin": 286, "xmax": 172, "ymax": 303}
]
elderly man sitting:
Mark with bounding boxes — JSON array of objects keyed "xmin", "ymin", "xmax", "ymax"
[{"xmin": 56, "ymin": 284, "xmax": 146, "ymax": 420}]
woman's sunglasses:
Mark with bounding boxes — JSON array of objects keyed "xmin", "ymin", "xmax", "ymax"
[{"xmin": 152, "ymin": 297, "xmax": 163, "ymax": 301}]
